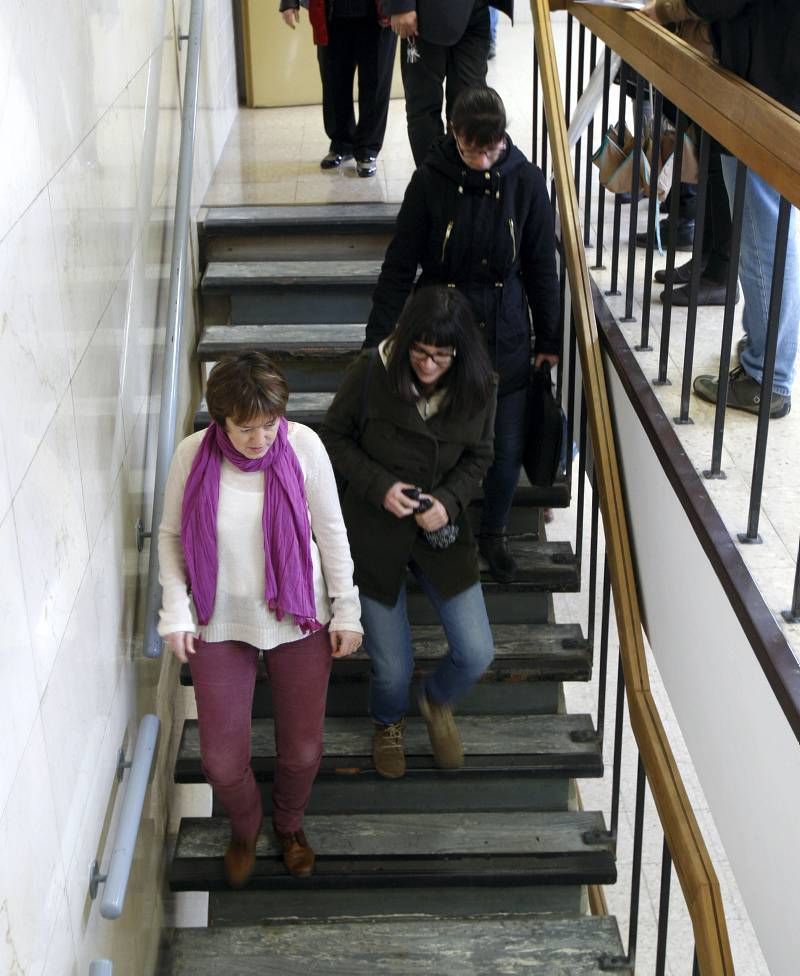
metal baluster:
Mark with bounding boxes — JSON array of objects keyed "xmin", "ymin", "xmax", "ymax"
[
  {"xmin": 676, "ymin": 128, "xmax": 711, "ymax": 424},
  {"xmin": 574, "ymin": 395, "xmax": 588, "ymax": 563},
  {"xmin": 739, "ymin": 196, "xmax": 792, "ymax": 544},
  {"xmin": 533, "ymin": 47, "xmax": 540, "ymax": 168},
  {"xmin": 565, "ymin": 313, "xmax": 578, "ymax": 485},
  {"xmin": 565, "ymin": 14, "xmax": 574, "ymax": 126},
  {"xmin": 556, "ymin": 242, "xmax": 567, "ymax": 401},
  {"xmin": 625, "ymin": 756, "xmax": 647, "ymax": 968},
  {"xmin": 607, "ymin": 63, "xmax": 628, "ymax": 296},
  {"xmin": 584, "ymin": 33, "xmax": 598, "ymax": 246},
  {"xmin": 638, "ymin": 89, "xmax": 664, "ymax": 351},
  {"xmin": 782, "ymin": 539, "xmax": 800, "ymax": 623},
  {"xmin": 586, "ymin": 466, "xmax": 600, "ymax": 648},
  {"xmin": 609, "ymin": 654, "xmax": 625, "ymax": 839},
  {"xmin": 596, "ymin": 557, "xmax": 611, "ymax": 741},
  {"xmin": 542, "ymin": 105, "xmax": 549, "ymax": 179},
  {"xmin": 594, "ymin": 46, "xmax": 612, "ymax": 270},
  {"xmin": 655, "ymin": 110, "xmax": 689, "ymax": 386},
  {"xmin": 704, "ymin": 159, "xmax": 746, "ymax": 479},
  {"xmin": 655, "ymin": 837, "xmax": 672, "ymax": 976},
  {"xmin": 622, "ymin": 73, "xmax": 645, "ymax": 322},
  {"xmin": 574, "ymin": 24, "xmax": 586, "ymax": 200}
]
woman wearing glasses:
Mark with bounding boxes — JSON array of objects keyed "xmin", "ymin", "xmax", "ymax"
[
  {"xmin": 322, "ymin": 287, "xmax": 497, "ymax": 779},
  {"xmin": 365, "ymin": 86, "xmax": 561, "ymax": 583}
]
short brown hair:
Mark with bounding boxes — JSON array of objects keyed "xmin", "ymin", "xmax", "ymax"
[{"xmin": 205, "ymin": 352, "xmax": 289, "ymax": 427}]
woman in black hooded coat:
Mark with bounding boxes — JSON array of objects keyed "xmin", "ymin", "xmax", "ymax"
[{"xmin": 364, "ymin": 86, "xmax": 561, "ymax": 581}]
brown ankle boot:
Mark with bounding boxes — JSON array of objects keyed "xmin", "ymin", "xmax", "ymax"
[
  {"xmin": 224, "ymin": 835, "xmax": 257, "ymax": 888},
  {"xmin": 273, "ymin": 824, "xmax": 315, "ymax": 878}
]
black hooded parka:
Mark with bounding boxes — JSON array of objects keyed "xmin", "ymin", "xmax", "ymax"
[{"xmin": 365, "ymin": 132, "xmax": 560, "ymax": 396}]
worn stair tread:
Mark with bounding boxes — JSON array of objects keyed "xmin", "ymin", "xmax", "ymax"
[
  {"xmin": 201, "ymin": 260, "xmax": 383, "ymax": 291},
  {"xmin": 198, "ymin": 323, "xmax": 365, "ymax": 360},
  {"xmin": 171, "ymin": 810, "xmax": 615, "ymax": 889},
  {"xmin": 195, "ymin": 392, "xmax": 332, "ymax": 430},
  {"xmin": 175, "ymin": 713, "xmax": 602, "ymax": 782},
  {"xmin": 474, "ymin": 537, "xmax": 578, "ymax": 592},
  {"xmin": 179, "ymin": 623, "xmax": 591, "ymax": 688},
  {"xmin": 162, "ymin": 914, "xmax": 625, "ymax": 975},
  {"xmin": 201, "ymin": 203, "xmax": 400, "ymax": 234}
]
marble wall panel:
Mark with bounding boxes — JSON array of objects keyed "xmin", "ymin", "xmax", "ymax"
[
  {"xmin": 0, "ymin": 425, "xmax": 11, "ymax": 527},
  {"xmin": 119, "ymin": 243, "xmax": 159, "ymax": 442},
  {"xmin": 0, "ymin": 718, "xmax": 66, "ymax": 976},
  {"xmin": 28, "ymin": 0, "xmax": 94, "ymax": 181},
  {"xmin": 0, "ymin": 191, "xmax": 72, "ymax": 496},
  {"xmin": 0, "ymin": 513, "xmax": 39, "ymax": 820},
  {"xmin": 0, "ymin": 0, "xmax": 46, "ymax": 243},
  {"xmin": 14, "ymin": 390, "xmax": 91, "ymax": 697},
  {"xmin": 42, "ymin": 895, "xmax": 79, "ymax": 976},
  {"xmin": 72, "ymin": 278, "xmax": 127, "ymax": 548}
]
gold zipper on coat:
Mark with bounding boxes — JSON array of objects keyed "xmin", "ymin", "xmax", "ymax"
[
  {"xmin": 508, "ymin": 217, "xmax": 516, "ymax": 262},
  {"xmin": 441, "ymin": 220, "xmax": 454, "ymax": 264}
]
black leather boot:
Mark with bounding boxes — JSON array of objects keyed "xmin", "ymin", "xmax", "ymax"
[{"xmin": 478, "ymin": 531, "xmax": 518, "ymax": 583}]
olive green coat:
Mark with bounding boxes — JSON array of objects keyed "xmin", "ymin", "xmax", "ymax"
[{"xmin": 320, "ymin": 351, "xmax": 497, "ymax": 606}]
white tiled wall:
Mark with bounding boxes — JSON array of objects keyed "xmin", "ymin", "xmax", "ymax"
[{"xmin": 0, "ymin": 1, "xmax": 237, "ymax": 973}]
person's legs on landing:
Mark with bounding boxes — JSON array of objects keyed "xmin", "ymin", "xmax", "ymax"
[
  {"xmin": 353, "ymin": 14, "xmax": 397, "ymax": 174},
  {"xmin": 479, "ymin": 386, "xmax": 527, "ymax": 582},
  {"xmin": 265, "ymin": 626, "xmax": 333, "ymax": 877},
  {"xmin": 693, "ymin": 155, "xmax": 799, "ymax": 417},
  {"xmin": 317, "ymin": 19, "xmax": 358, "ymax": 165},
  {"xmin": 444, "ymin": 0, "xmax": 491, "ymax": 121},
  {"xmin": 400, "ymin": 36, "xmax": 448, "ymax": 166},
  {"xmin": 189, "ymin": 638, "xmax": 262, "ymax": 884}
]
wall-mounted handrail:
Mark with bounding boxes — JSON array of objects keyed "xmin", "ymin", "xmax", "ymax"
[
  {"xmin": 89, "ymin": 715, "xmax": 160, "ymax": 920},
  {"xmin": 141, "ymin": 0, "xmax": 205, "ymax": 658},
  {"xmin": 89, "ymin": 961, "xmax": 113, "ymax": 976},
  {"xmin": 531, "ymin": 3, "xmax": 735, "ymax": 972}
]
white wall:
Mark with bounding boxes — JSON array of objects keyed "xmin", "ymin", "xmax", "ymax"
[
  {"xmin": 0, "ymin": 1, "xmax": 237, "ymax": 973},
  {"xmin": 606, "ymin": 359, "xmax": 800, "ymax": 976}
]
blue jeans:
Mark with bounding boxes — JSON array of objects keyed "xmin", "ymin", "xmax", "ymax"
[
  {"xmin": 489, "ymin": 7, "xmax": 499, "ymax": 43},
  {"xmin": 720, "ymin": 155, "xmax": 800, "ymax": 396},
  {"xmin": 481, "ymin": 387, "xmax": 527, "ymax": 533},
  {"xmin": 361, "ymin": 563, "xmax": 495, "ymax": 726}
]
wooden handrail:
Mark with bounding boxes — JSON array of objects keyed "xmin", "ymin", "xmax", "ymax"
[
  {"xmin": 531, "ymin": 3, "xmax": 735, "ymax": 972},
  {"xmin": 567, "ymin": 4, "xmax": 800, "ymax": 208}
]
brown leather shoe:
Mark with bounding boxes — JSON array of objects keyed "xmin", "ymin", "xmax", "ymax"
[
  {"xmin": 224, "ymin": 836, "xmax": 257, "ymax": 888},
  {"xmin": 273, "ymin": 825, "xmax": 315, "ymax": 878}
]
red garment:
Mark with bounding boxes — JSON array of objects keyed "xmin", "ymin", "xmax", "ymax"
[{"xmin": 308, "ymin": 0, "xmax": 390, "ymax": 46}]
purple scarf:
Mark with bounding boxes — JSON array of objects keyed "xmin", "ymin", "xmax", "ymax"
[{"xmin": 180, "ymin": 418, "xmax": 320, "ymax": 632}]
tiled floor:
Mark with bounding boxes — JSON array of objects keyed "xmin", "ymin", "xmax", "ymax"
[{"xmin": 195, "ymin": 10, "xmax": 786, "ymax": 972}]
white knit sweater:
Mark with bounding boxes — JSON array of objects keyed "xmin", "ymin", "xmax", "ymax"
[{"xmin": 158, "ymin": 423, "xmax": 362, "ymax": 648}]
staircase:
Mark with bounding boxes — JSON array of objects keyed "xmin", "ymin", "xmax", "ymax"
[{"xmin": 159, "ymin": 204, "xmax": 626, "ymax": 974}]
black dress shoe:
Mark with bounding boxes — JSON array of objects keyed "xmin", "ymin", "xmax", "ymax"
[
  {"xmin": 636, "ymin": 218, "xmax": 695, "ymax": 252},
  {"xmin": 660, "ymin": 278, "xmax": 740, "ymax": 307},
  {"xmin": 320, "ymin": 151, "xmax": 353, "ymax": 170},
  {"xmin": 478, "ymin": 531, "xmax": 518, "ymax": 584},
  {"xmin": 356, "ymin": 155, "xmax": 377, "ymax": 177},
  {"xmin": 654, "ymin": 256, "xmax": 704, "ymax": 285}
]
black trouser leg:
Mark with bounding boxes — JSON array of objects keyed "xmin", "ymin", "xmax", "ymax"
[
  {"xmin": 401, "ymin": 0, "xmax": 490, "ymax": 165},
  {"xmin": 702, "ymin": 142, "xmax": 733, "ymax": 283},
  {"xmin": 354, "ymin": 20, "xmax": 397, "ymax": 157},
  {"xmin": 318, "ymin": 20, "xmax": 358, "ymax": 155}
]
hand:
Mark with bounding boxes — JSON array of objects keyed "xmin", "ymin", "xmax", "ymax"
[
  {"xmin": 534, "ymin": 352, "xmax": 560, "ymax": 369},
  {"xmin": 383, "ymin": 482, "xmax": 420, "ymax": 518},
  {"xmin": 391, "ymin": 12, "xmax": 418, "ymax": 39},
  {"xmin": 281, "ymin": 7, "xmax": 300, "ymax": 28},
  {"xmin": 330, "ymin": 630, "xmax": 363, "ymax": 658},
  {"xmin": 415, "ymin": 496, "xmax": 449, "ymax": 532},
  {"xmin": 641, "ymin": 1, "xmax": 662, "ymax": 22},
  {"xmin": 165, "ymin": 631, "xmax": 197, "ymax": 663}
]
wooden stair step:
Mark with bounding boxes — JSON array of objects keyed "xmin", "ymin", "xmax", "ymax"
[
  {"xmin": 201, "ymin": 260, "xmax": 383, "ymax": 293},
  {"xmin": 180, "ymin": 622, "xmax": 591, "ymax": 688},
  {"xmin": 201, "ymin": 203, "xmax": 400, "ymax": 236},
  {"xmin": 170, "ymin": 810, "xmax": 615, "ymax": 891},
  {"xmin": 198, "ymin": 323, "xmax": 365, "ymax": 361},
  {"xmin": 472, "ymin": 537, "xmax": 579, "ymax": 593},
  {"xmin": 162, "ymin": 914, "xmax": 625, "ymax": 975},
  {"xmin": 174, "ymin": 713, "xmax": 603, "ymax": 783}
]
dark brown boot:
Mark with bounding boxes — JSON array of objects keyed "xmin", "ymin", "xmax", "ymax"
[
  {"xmin": 273, "ymin": 825, "xmax": 315, "ymax": 878},
  {"xmin": 224, "ymin": 835, "xmax": 257, "ymax": 888}
]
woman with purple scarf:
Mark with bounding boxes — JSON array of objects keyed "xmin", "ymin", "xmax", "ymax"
[{"xmin": 158, "ymin": 352, "xmax": 362, "ymax": 886}]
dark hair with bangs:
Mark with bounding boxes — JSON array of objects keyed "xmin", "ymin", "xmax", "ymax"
[
  {"xmin": 206, "ymin": 352, "xmax": 289, "ymax": 427},
  {"xmin": 386, "ymin": 286, "xmax": 495, "ymax": 419},
  {"xmin": 450, "ymin": 86, "xmax": 507, "ymax": 148}
]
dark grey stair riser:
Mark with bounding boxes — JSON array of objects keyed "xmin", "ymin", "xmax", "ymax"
[
  {"xmin": 211, "ymin": 776, "xmax": 574, "ymax": 817},
  {"xmin": 231, "ymin": 290, "xmax": 373, "ymax": 325},
  {"xmin": 206, "ymin": 887, "xmax": 587, "ymax": 927},
  {"xmin": 201, "ymin": 233, "xmax": 394, "ymax": 265}
]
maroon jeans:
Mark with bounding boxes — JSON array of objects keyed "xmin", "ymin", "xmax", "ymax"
[{"xmin": 188, "ymin": 627, "xmax": 332, "ymax": 839}]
